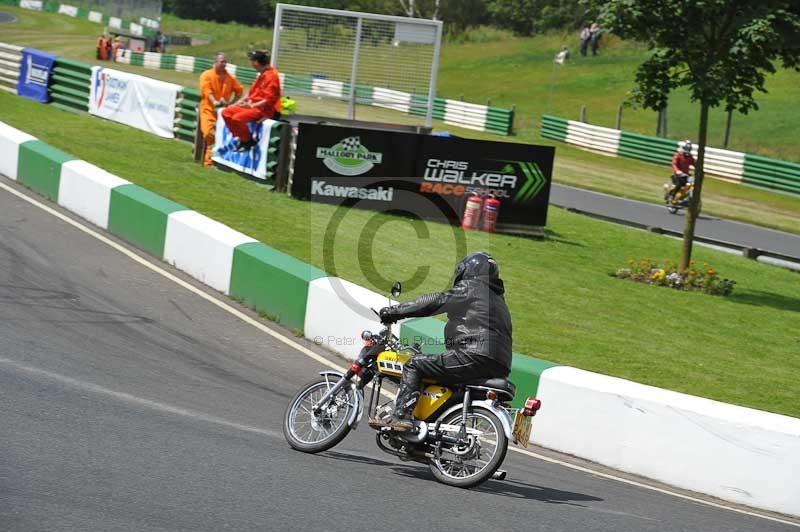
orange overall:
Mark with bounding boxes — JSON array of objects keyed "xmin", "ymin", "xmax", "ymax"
[
  {"xmin": 221, "ymin": 67, "xmax": 281, "ymax": 143},
  {"xmin": 199, "ymin": 68, "xmax": 244, "ymax": 166}
]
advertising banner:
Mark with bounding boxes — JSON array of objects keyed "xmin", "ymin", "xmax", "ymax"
[
  {"xmin": 212, "ymin": 110, "xmax": 279, "ymax": 180},
  {"xmin": 291, "ymin": 124, "xmax": 554, "ymax": 230},
  {"xmin": 89, "ymin": 66, "xmax": 179, "ymax": 138},
  {"xmin": 19, "ymin": 0, "xmax": 43, "ymax": 11},
  {"xmin": 16, "ymin": 48, "xmax": 56, "ymax": 103}
]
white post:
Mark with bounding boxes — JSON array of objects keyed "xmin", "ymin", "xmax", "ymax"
[
  {"xmin": 348, "ymin": 17, "xmax": 363, "ymax": 121},
  {"xmin": 271, "ymin": 4, "xmax": 283, "ymax": 67},
  {"xmin": 425, "ymin": 22, "xmax": 443, "ymax": 128}
]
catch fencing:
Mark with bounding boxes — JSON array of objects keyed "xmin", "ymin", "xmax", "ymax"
[
  {"xmin": 115, "ymin": 49, "xmax": 515, "ymax": 135},
  {"xmin": 541, "ymin": 115, "xmax": 800, "ymax": 196},
  {"xmin": 0, "ymin": 42, "xmax": 22, "ymax": 94}
]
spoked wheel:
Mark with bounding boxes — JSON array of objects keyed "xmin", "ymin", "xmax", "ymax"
[
  {"xmin": 430, "ymin": 407, "xmax": 508, "ymax": 488},
  {"xmin": 283, "ymin": 378, "xmax": 356, "ymax": 453}
]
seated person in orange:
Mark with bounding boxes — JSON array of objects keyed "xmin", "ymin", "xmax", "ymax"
[
  {"xmin": 198, "ymin": 53, "xmax": 244, "ymax": 166},
  {"xmin": 221, "ymin": 50, "xmax": 281, "ymax": 152}
]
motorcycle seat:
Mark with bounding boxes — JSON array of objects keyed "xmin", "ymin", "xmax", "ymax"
[{"xmin": 465, "ymin": 378, "xmax": 516, "ymax": 401}]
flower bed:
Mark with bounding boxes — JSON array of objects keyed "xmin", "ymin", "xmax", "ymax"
[{"xmin": 616, "ymin": 258, "xmax": 736, "ymax": 296}]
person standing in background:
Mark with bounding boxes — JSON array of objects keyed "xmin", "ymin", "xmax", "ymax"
[
  {"xmin": 590, "ymin": 22, "xmax": 602, "ymax": 56},
  {"xmin": 160, "ymin": 33, "xmax": 169, "ymax": 54},
  {"xmin": 96, "ymin": 35, "xmax": 106, "ymax": 60},
  {"xmin": 198, "ymin": 53, "xmax": 244, "ymax": 166},
  {"xmin": 579, "ymin": 25, "xmax": 590, "ymax": 57}
]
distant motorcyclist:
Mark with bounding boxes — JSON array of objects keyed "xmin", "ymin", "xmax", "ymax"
[
  {"xmin": 668, "ymin": 140, "xmax": 695, "ymax": 202},
  {"xmin": 370, "ymin": 252, "xmax": 513, "ymax": 432}
]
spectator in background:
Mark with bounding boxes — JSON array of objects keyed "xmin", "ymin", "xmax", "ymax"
[
  {"xmin": 590, "ymin": 22, "xmax": 602, "ymax": 56},
  {"xmin": 579, "ymin": 25, "xmax": 590, "ymax": 57},
  {"xmin": 106, "ymin": 37, "xmax": 113, "ymax": 62},
  {"xmin": 199, "ymin": 53, "xmax": 244, "ymax": 167},
  {"xmin": 160, "ymin": 33, "xmax": 169, "ymax": 54},
  {"xmin": 97, "ymin": 35, "xmax": 106, "ymax": 60},
  {"xmin": 222, "ymin": 50, "xmax": 282, "ymax": 152},
  {"xmin": 111, "ymin": 36, "xmax": 122, "ymax": 62}
]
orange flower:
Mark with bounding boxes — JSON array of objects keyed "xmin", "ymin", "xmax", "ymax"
[
  {"xmin": 689, "ymin": 270, "xmax": 697, "ymax": 276},
  {"xmin": 707, "ymin": 269, "xmax": 717, "ymax": 276}
]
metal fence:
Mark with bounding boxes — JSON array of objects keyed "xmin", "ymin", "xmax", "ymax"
[{"xmin": 271, "ymin": 3, "xmax": 442, "ymax": 127}]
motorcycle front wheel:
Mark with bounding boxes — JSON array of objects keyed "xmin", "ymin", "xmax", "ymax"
[
  {"xmin": 283, "ymin": 378, "xmax": 356, "ymax": 453},
  {"xmin": 430, "ymin": 406, "xmax": 508, "ymax": 488}
]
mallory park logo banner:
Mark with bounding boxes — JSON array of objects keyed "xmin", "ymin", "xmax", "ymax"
[
  {"xmin": 89, "ymin": 66, "xmax": 180, "ymax": 138},
  {"xmin": 316, "ymin": 136, "xmax": 384, "ymax": 176}
]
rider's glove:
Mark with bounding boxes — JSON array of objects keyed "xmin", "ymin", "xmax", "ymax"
[{"xmin": 379, "ymin": 306, "xmax": 397, "ymax": 324}]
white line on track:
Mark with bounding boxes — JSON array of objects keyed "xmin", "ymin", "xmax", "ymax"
[
  {"xmin": 0, "ymin": 356, "xmax": 282, "ymax": 439},
  {"xmin": 2, "ymin": 180, "xmax": 798, "ymax": 529}
]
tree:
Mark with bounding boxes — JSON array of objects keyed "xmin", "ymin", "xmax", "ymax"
[{"xmin": 600, "ymin": 0, "xmax": 800, "ymax": 271}]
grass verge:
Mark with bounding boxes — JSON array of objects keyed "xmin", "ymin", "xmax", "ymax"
[
  {"xmin": 2, "ymin": 91, "xmax": 799, "ymax": 418},
  {"xmin": 2, "ymin": 5, "xmax": 799, "ymax": 234}
]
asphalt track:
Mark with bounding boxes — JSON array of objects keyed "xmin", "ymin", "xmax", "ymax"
[
  {"xmin": 551, "ymin": 184, "xmax": 800, "ymax": 258},
  {"xmin": 2, "ymin": 178, "xmax": 799, "ymax": 532},
  {"xmin": 0, "ymin": 11, "xmax": 17, "ymax": 24}
]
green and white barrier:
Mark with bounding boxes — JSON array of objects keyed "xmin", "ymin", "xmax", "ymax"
[
  {"xmin": 542, "ymin": 115, "xmax": 799, "ymax": 195},
  {"xmin": 3, "ymin": 118, "xmax": 800, "ymax": 516},
  {"xmin": 11, "ymin": 0, "xmax": 159, "ymax": 35},
  {"xmin": 0, "ymin": 42, "xmax": 22, "ymax": 94},
  {"xmin": 113, "ymin": 49, "xmax": 516, "ymax": 136}
]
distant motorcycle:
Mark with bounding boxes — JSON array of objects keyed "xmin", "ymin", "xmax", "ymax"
[
  {"xmin": 283, "ymin": 282, "xmax": 542, "ymax": 488},
  {"xmin": 663, "ymin": 174, "xmax": 700, "ymax": 214}
]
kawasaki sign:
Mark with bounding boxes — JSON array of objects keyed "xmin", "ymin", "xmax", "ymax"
[{"xmin": 292, "ymin": 123, "xmax": 554, "ymax": 231}]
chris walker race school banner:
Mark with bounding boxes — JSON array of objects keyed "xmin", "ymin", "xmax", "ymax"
[{"xmin": 89, "ymin": 67, "xmax": 180, "ymax": 138}]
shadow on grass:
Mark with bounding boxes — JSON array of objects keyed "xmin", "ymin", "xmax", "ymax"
[
  {"xmin": 544, "ymin": 229, "xmax": 585, "ymax": 247},
  {"xmin": 728, "ymin": 290, "xmax": 800, "ymax": 313}
]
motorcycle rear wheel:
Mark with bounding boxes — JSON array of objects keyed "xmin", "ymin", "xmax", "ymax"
[
  {"xmin": 430, "ymin": 407, "xmax": 508, "ymax": 488},
  {"xmin": 283, "ymin": 378, "xmax": 355, "ymax": 453}
]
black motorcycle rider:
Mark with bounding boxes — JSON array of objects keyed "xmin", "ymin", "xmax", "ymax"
[{"xmin": 370, "ymin": 252, "xmax": 513, "ymax": 432}]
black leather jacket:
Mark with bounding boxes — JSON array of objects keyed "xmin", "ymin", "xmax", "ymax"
[{"xmin": 384, "ymin": 276, "xmax": 513, "ymax": 371}]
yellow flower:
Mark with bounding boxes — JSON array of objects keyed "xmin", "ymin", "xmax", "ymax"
[{"xmin": 707, "ymin": 268, "xmax": 717, "ymax": 276}]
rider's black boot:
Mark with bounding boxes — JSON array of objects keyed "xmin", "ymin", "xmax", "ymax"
[
  {"xmin": 368, "ymin": 385, "xmax": 419, "ymax": 432},
  {"xmin": 389, "ymin": 386, "xmax": 420, "ymax": 432}
]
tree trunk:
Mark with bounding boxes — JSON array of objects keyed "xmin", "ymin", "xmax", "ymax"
[{"xmin": 679, "ymin": 102, "xmax": 710, "ymax": 271}]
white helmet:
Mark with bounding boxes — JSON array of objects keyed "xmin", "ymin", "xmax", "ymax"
[{"xmin": 680, "ymin": 140, "xmax": 693, "ymax": 155}]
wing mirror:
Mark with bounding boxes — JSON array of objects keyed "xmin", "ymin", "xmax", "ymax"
[{"xmin": 391, "ymin": 281, "xmax": 402, "ymax": 299}]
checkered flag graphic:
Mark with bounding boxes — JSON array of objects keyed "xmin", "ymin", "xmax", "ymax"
[{"xmin": 340, "ymin": 137, "xmax": 362, "ymax": 151}]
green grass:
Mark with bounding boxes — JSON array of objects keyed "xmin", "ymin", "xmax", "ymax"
[
  {"xmin": 2, "ymin": 90, "xmax": 799, "ymax": 418},
  {"xmin": 2, "ymin": 5, "xmax": 799, "ymax": 235}
]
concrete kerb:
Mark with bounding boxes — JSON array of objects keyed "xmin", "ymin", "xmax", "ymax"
[
  {"xmin": 2, "ymin": 120, "xmax": 800, "ymax": 517},
  {"xmin": 0, "ymin": 122, "xmax": 35, "ymax": 180}
]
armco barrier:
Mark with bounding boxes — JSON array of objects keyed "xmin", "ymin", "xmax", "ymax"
[
  {"xmin": 49, "ymin": 57, "xmax": 91, "ymax": 112},
  {"xmin": 3, "ymin": 118, "xmax": 800, "ymax": 516},
  {"xmin": 0, "ymin": 42, "xmax": 22, "ymax": 94},
  {"xmin": 114, "ymin": 49, "xmax": 515, "ymax": 136},
  {"xmin": 542, "ymin": 115, "xmax": 800, "ymax": 196}
]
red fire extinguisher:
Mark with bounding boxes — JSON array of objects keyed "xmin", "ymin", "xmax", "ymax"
[
  {"xmin": 481, "ymin": 195, "xmax": 501, "ymax": 233},
  {"xmin": 461, "ymin": 194, "xmax": 483, "ymax": 230}
]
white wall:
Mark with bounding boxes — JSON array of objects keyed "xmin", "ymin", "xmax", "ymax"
[{"xmin": 532, "ymin": 366, "xmax": 800, "ymax": 517}]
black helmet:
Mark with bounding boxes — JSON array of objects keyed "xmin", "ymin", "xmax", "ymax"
[{"xmin": 453, "ymin": 252, "xmax": 499, "ymax": 285}]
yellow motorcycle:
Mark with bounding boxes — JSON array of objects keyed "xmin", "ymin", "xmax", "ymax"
[
  {"xmin": 663, "ymin": 174, "xmax": 700, "ymax": 214},
  {"xmin": 283, "ymin": 283, "xmax": 541, "ymax": 488}
]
